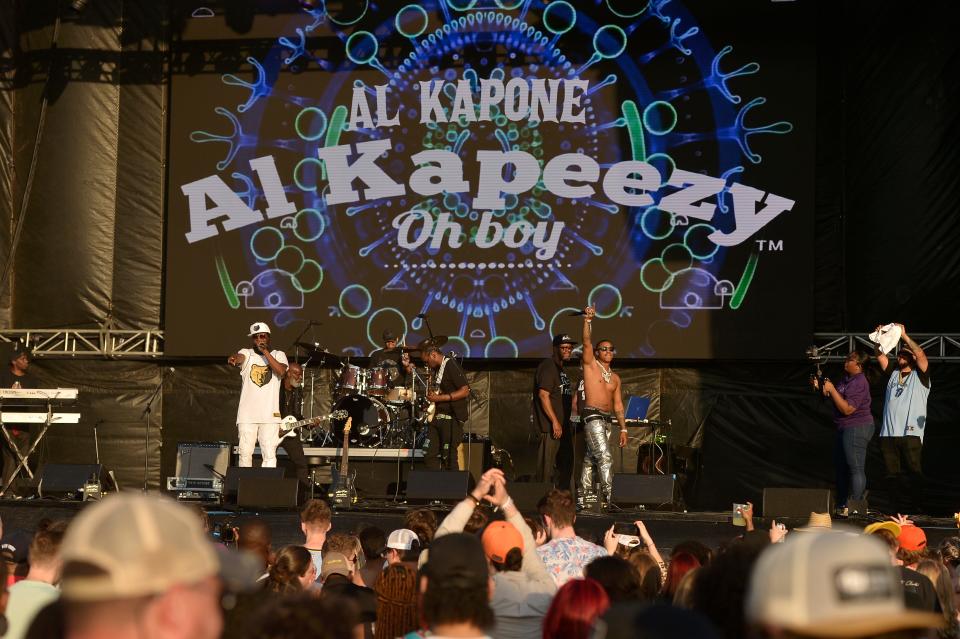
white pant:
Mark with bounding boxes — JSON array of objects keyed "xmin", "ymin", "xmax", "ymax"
[{"xmin": 237, "ymin": 422, "xmax": 281, "ymax": 467}]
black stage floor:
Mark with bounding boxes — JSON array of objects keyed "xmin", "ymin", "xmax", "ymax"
[{"xmin": 2, "ymin": 497, "xmax": 958, "ymax": 553}]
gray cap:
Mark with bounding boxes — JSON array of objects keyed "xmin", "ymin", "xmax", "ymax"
[{"xmin": 746, "ymin": 529, "xmax": 943, "ymax": 637}]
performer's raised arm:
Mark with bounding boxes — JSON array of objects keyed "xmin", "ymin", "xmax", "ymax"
[{"xmin": 581, "ymin": 306, "xmax": 596, "ymax": 366}]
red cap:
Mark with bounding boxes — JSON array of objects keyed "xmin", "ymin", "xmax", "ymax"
[
  {"xmin": 898, "ymin": 524, "xmax": 927, "ymax": 552},
  {"xmin": 481, "ymin": 521, "xmax": 524, "ymax": 564}
]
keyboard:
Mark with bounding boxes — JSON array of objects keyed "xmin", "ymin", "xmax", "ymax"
[
  {"xmin": 0, "ymin": 412, "xmax": 81, "ymax": 424},
  {"xmin": 0, "ymin": 388, "xmax": 78, "ymax": 400}
]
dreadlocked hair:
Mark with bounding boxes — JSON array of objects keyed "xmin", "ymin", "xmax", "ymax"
[{"xmin": 374, "ymin": 563, "xmax": 419, "ymax": 639}]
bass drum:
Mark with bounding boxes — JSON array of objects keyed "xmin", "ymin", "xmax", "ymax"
[{"xmin": 331, "ymin": 395, "xmax": 394, "ymax": 447}]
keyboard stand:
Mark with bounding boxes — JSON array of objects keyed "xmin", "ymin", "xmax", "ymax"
[{"xmin": 0, "ymin": 400, "xmax": 54, "ymax": 497}]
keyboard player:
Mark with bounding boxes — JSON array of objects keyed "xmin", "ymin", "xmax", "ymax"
[{"xmin": 0, "ymin": 343, "xmax": 35, "ymax": 493}]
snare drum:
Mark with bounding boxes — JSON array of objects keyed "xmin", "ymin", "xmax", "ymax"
[
  {"xmin": 366, "ymin": 366, "xmax": 390, "ymax": 396},
  {"xmin": 384, "ymin": 386, "xmax": 415, "ymax": 404},
  {"xmin": 337, "ymin": 364, "xmax": 363, "ymax": 394}
]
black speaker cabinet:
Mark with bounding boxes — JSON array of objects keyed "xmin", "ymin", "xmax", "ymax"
[
  {"xmin": 762, "ymin": 488, "xmax": 832, "ymax": 519},
  {"xmin": 175, "ymin": 441, "xmax": 231, "ymax": 479},
  {"xmin": 509, "ymin": 482, "xmax": 553, "ymax": 513},
  {"xmin": 223, "ymin": 467, "xmax": 285, "ymax": 498},
  {"xmin": 406, "ymin": 470, "xmax": 474, "ymax": 503},
  {"xmin": 611, "ymin": 474, "xmax": 677, "ymax": 506},
  {"xmin": 237, "ymin": 477, "xmax": 299, "ymax": 508},
  {"xmin": 38, "ymin": 464, "xmax": 103, "ymax": 498}
]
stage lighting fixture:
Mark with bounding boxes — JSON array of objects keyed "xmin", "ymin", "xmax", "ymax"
[
  {"xmin": 299, "ymin": 0, "xmax": 322, "ymax": 9},
  {"xmin": 71, "ymin": 0, "xmax": 91, "ymax": 12}
]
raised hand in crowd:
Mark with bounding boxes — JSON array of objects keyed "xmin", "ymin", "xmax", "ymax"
[
  {"xmin": 769, "ymin": 520, "xmax": 787, "ymax": 544},
  {"xmin": 741, "ymin": 502, "xmax": 755, "ymax": 532},
  {"xmin": 634, "ymin": 520, "xmax": 664, "ymax": 565}
]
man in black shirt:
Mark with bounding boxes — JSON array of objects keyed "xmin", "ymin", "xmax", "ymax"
[
  {"xmin": 278, "ymin": 362, "xmax": 311, "ymax": 495},
  {"xmin": 369, "ymin": 329, "xmax": 414, "ymax": 389},
  {"xmin": 532, "ymin": 334, "xmax": 576, "ymax": 486},
  {"xmin": 423, "ymin": 346, "xmax": 470, "ymax": 470},
  {"xmin": 0, "ymin": 344, "xmax": 34, "ymax": 492}
]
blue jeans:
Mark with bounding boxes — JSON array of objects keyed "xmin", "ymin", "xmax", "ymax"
[{"xmin": 835, "ymin": 422, "xmax": 874, "ymax": 507}]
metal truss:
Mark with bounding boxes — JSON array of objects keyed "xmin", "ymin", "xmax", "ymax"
[
  {"xmin": 0, "ymin": 329, "xmax": 163, "ymax": 359},
  {"xmin": 812, "ymin": 333, "xmax": 960, "ymax": 362}
]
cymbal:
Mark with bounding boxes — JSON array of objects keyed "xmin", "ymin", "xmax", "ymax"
[
  {"xmin": 295, "ymin": 343, "xmax": 342, "ymax": 366},
  {"xmin": 295, "ymin": 341, "xmax": 326, "ymax": 351},
  {"xmin": 380, "ymin": 345, "xmax": 420, "ymax": 354},
  {"xmin": 416, "ymin": 336, "xmax": 448, "ymax": 351}
]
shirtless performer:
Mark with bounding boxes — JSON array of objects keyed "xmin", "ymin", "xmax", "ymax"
[{"xmin": 578, "ymin": 306, "xmax": 627, "ymax": 506}]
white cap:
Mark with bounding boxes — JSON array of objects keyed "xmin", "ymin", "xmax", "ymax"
[
  {"xmin": 746, "ymin": 529, "xmax": 943, "ymax": 637},
  {"xmin": 248, "ymin": 322, "xmax": 271, "ymax": 337},
  {"xmin": 617, "ymin": 534, "xmax": 641, "ymax": 548},
  {"xmin": 386, "ymin": 528, "xmax": 419, "ymax": 551}
]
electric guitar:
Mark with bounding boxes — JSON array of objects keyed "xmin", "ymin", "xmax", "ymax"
[
  {"xmin": 329, "ymin": 417, "xmax": 357, "ymax": 507},
  {"xmin": 278, "ymin": 410, "xmax": 348, "ymax": 440},
  {"xmin": 423, "ymin": 366, "xmax": 437, "ymax": 423}
]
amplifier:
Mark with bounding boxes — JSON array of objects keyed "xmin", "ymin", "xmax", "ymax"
[{"xmin": 166, "ymin": 477, "xmax": 223, "ymax": 493}]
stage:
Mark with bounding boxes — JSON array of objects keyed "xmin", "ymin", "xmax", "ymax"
[{"xmin": 2, "ymin": 497, "xmax": 957, "ymax": 554}]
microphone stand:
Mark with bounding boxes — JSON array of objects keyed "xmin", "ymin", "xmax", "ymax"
[{"xmin": 140, "ymin": 374, "xmax": 164, "ymax": 493}]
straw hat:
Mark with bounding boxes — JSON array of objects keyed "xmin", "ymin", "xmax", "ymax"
[{"xmin": 795, "ymin": 512, "xmax": 833, "ymax": 532}]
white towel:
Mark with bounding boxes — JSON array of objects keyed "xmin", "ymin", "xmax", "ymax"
[{"xmin": 868, "ymin": 323, "xmax": 902, "ymax": 355}]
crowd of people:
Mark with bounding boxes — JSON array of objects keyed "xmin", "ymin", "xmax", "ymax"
[{"xmin": 0, "ymin": 468, "xmax": 957, "ymax": 639}]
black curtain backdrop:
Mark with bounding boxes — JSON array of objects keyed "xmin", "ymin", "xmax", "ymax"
[{"xmin": 1, "ymin": 1, "xmax": 958, "ymax": 511}]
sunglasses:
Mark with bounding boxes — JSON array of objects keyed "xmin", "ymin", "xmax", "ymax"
[{"xmin": 596, "ymin": 346, "xmax": 616, "ymax": 353}]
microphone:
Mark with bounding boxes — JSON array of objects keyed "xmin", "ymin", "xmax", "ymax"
[
  {"xmin": 416, "ymin": 313, "xmax": 429, "ymax": 319},
  {"xmin": 567, "ymin": 310, "xmax": 588, "ymax": 317}
]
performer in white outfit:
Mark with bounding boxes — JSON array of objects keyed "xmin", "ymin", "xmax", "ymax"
[{"xmin": 228, "ymin": 321, "xmax": 289, "ymax": 467}]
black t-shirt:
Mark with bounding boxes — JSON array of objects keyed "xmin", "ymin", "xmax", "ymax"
[
  {"xmin": 0, "ymin": 369, "xmax": 34, "ymax": 390},
  {"xmin": 279, "ymin": 384, "xmax": 303, "ymax": 421},
  {"xmin": 0, "ymin": 370, "xmax": 39, "ymax": 427},
  {"xmin": 899, "ymin": 566, "xmax": 941, "ymax": 613},
  {"xmin": 433, "ymin": 357, "xmax": 469, "ymax": 422},
  {"xmin": 532, "ymin": 358, "xmax": 572, "ymax": 433}
]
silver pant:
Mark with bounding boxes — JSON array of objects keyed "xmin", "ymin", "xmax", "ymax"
[{"xmin": 580, "ymin": 412, "xmax": 613, "ymax": 501}]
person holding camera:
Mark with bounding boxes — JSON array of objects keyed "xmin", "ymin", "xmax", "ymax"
[
  {"xmin": 811, "ymin": 351, "xmax": 874, "ymax": 515},
  {"xmin": 228, "ymin": 322, "xmax": 289, "ymax": 468}
]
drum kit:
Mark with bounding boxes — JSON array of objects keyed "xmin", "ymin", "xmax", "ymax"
[{"xmin": 296, "ymin": 336, "xmax": 449, "ymax": 449}]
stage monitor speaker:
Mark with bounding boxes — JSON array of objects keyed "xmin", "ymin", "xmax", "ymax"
[
  {"xmin": 237, "ymin": 477, "xmax": 299, "ymax": 509},
  {"xmin": 762, "ymin": 488, "xmax": 832, "ymax": 519},
  {"xmin": 406, "ymin": 470, "xmax": 474, "ymax": 503},
  {"xmin": 224, "ymin": 467, "xmax": 285, "ymax": 498},
  {"xmin": 176, "ymin": 441, "xmax": 230, "ymax": 479},
  {"xmin": 38, "ymin": 464, "xmax": 103, "ymax": 498},
  {"xmin": 611, "ymin": 474, "xmax": 677, "ymax": 506},
  {"xmin": 509, "ymin": 482, "xmax": 552, "ymax": 513}
]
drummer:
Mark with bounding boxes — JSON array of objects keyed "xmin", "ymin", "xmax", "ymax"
[{"xmin": 370, "ymin": 329, "xmax": 414, "ymax": 388}]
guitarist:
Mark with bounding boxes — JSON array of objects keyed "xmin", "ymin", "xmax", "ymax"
[
  {"xmin": 423, "ymin": 345, "xmax": 470, "ymax": 470},
  {"xmin": 278, "ymin": 362, "xmax": 311, "ymax": 495}
]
